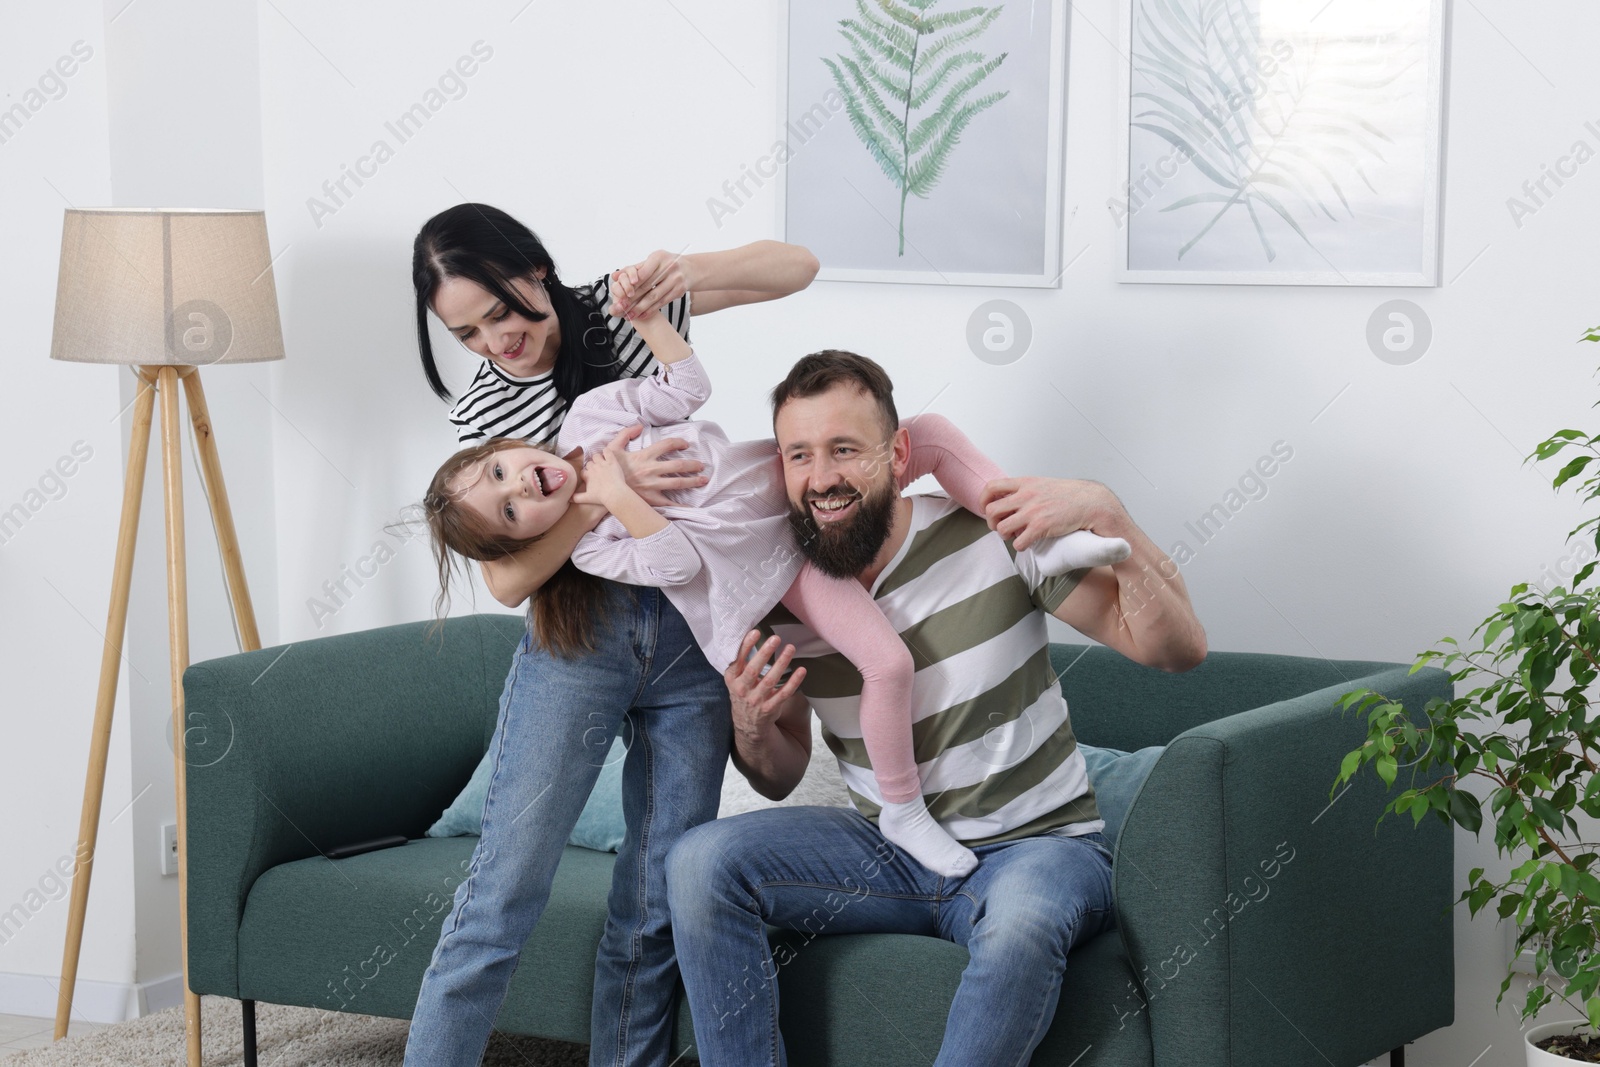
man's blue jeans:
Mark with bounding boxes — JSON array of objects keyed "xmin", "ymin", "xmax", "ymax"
[
  {"xmin": 666, "ymin": 805, "xmax": 1115, "ymax": 1067},
  {"xmin": 405, "ymin": 585, "xmax": 730, "ymax": 1067}
]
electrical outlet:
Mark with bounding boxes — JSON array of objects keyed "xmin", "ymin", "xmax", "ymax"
[
  {"xmin": 1510, "ymin": 927, "xmax": 1536, "ymax": 979},
  {"xmin": 1508, "ymin": 923, "xmax": 1589, "ymax": 976},
  {"xmin": 159, "ymin": 822, "xmax": 178, "ymax": 877}
]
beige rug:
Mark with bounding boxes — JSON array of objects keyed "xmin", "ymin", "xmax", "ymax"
[{"xmin": 9, "ymin": 996, "xmax": 587, "ymax": 1066}]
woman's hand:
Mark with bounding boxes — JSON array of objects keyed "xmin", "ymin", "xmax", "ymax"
[
  {"xmin": 602, "ymin": 423, "xmax": 708, "ymax": 506},
  {"xmin": 611, "ymin": 251, "xmax": 693, "ymax": 319}
]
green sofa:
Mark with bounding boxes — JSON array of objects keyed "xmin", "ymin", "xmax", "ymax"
[{"xmin": 184, "ymin": 613, "xmax": 1454, "ymax": 1066}]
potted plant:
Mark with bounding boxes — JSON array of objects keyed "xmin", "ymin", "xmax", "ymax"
[{"xmin": 1333, "ymin": 325, "xmax": 1600, "ymax": 1064}]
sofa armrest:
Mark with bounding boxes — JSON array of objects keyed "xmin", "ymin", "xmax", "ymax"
[
  {"xmin": 1113, "ymin": 664, "xmax": 1455, "ymax": 1067},
  {"xmin": 1050, "ymin": 643, "xmax": 1407, "ymax": 751},
  {"xmin": 184, "ymin": 613, "xmax": 526, "ymax": 996}
]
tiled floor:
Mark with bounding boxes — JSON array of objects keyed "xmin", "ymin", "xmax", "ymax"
[{"xmin": 0, "ymin": 1013, "xmax": 108, "ymax": 1060}]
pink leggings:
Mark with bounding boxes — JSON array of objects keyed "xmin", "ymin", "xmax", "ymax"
[{"xmin": 778, "ymin": 414, "xmax": 1003, "ymax": 803}]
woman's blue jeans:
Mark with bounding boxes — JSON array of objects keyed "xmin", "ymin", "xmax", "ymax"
[{"xmin": 404, "ymin": 585, "xmax": 730, "ymax": 1067}]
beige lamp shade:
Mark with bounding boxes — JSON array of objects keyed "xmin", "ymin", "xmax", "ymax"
[{"xmin": 50, "ymin": 208, "xmax": 286, "ymax": 366}]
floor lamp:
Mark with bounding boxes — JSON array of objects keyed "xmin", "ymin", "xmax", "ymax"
[{"xmin": 49, "ymin": 208, "xmax": 285, "ymax": 1067}]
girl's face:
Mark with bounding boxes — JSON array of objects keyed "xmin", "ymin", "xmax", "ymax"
[
  {"xmin": 449, "ymin": 445, "xmax": 578, "ymax": 540},
  {"xmin": 433, "ymin": 272, "xmax": 560, "ymax": 378}
]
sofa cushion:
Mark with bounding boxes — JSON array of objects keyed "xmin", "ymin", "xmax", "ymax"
[
  {"xmin": 236, "ymin": 837, "xmax": 615, "ymax": 1040},
  {"xmin": 1078, "ymin": 743, "xmax": 1165, "ymax": 849},
  {"xmin": 234, "ymin": 837, "xmax": 1151, "ymax": 1063},
  {"xmin": 767, "ymin": 925, "xmax": 1151, "ymax": 1067},
  {"xmin": 426, "ymin": 737, "xmax": 628, "ymax": 852}
]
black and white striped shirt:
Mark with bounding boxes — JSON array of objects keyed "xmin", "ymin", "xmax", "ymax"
[{"xmin": 447, "ymin": 273, "xmax": 691, "ymax": 445}]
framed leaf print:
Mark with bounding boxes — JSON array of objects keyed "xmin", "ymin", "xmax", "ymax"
[
  {"xmin": 774, "ymin": 0, "xmax": 1069, "ymax": 287},
  {"xmin": 1114, "ymin": 0, "xmax": 1447, "ymax": 286}
]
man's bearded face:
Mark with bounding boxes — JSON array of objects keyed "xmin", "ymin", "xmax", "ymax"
[{"xmin": 775, "ymin": 385, "xmax": 902, "ymax": 580}]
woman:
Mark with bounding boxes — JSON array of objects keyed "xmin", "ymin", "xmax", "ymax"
[
  {"xmin": 416, "ymin": 202, "xmax": 820, "ymax": 609},
  {"xmin": 404, "ymin": 203, "xmax": 818, "ymax": 1067}
]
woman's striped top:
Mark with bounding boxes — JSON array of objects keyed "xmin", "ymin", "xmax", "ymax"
[{"xmin": 448, "ymin": 273, "xmax": 691, "ymax": 445}]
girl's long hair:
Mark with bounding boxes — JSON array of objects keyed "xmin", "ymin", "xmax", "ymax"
[
  {"xmin": 423, "ymin": 438, "xmax": 609, "ymax": 658},
  {"xmin": 413, "ymin": 203, "xmax": 621, "ymax": 407}
]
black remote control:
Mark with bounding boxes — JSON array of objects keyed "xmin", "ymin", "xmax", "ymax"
[{"xmin": 323, "ymin": 835, "xmax": 408, "ymax": 860}]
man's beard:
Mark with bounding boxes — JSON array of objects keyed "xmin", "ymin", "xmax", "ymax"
[{"xmin": 786, "ymin": 477, "xmax": 898, "ymax": 579}]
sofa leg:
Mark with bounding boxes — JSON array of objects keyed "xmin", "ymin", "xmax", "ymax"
[
  {"xmin": 242, "ymin": 999, "xmax": 258, "ymax": 1067},
  {"xmin": 1390, "ymin": 1046, "xmax": 1405, "ymax": 1067}
]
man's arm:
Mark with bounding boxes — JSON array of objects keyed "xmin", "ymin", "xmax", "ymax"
[
  {"xmin": 725, "ymin": 631, "xmax": 814, "ymax": 800},
  {"xmin": 986, "ymin": 477, "xmax": 1207, "ymax": 673}
]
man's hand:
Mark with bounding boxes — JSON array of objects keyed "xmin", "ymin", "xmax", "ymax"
[
  {"xmin": 604, "ymin": 423, "xmax": 708, "ymax": 507},
  {"xmin": 725, "ymin": 631, "xmax": 813, "ymax": 800},
  {"xmin": 725, "ymin": 632, "xmax": 807, "ymax": 741},
  {"xmin": 987, "ymin": 477, "xmax": 1209, "ymax": 673},
  {"xmin": 980, "ymin": 476, "xmax": 1119, "ymax": 550}
]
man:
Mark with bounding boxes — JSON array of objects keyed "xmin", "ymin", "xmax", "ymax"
[{"xmin": 664, "ymin": 350, "xmax": 1207, "ymax": 1066}]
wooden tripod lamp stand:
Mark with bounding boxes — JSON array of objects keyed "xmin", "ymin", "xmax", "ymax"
[{"xmin": 48, "ymin": 208, "xmax": 285, "ymax": 1067}]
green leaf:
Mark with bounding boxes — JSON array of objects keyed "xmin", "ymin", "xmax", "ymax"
[
  {"xmin": 1574, "ymin": 870, "xmax": 1600, "ymax": 902},
  {"xmin": 835, "ymin": 54, "xmax": 907, "ymax": 141},
  {"xmin": 1531, "ymin": 795, "xmax": 1565, "ymax": 829},
  {"xmin": 850, "ymin": 1, "xmax": 917, "ymax": 60},
  {"xmin": 906, "ymin": 54, "xmax": 1007, "ymax": 153},
  {"xmin": 907, "ymin": 49, "xmax": 983, "ymax": 109},
  {"xmin": 1339, "ymin": 688, "xmax": 1372, "ymax": 711},
  {"xmin": 920, "ymin": 4, "xmax": 992, "ymax": 32},
  {"xmin": 905, "ymin": 90, "xmax": 1006, "ymax": 196},
  {"xmin": 839, "ymin": 18, "xmax": 914, "ymax": 73},
  {"xmin": 911, "ymin": 6, "xmax": 1003, "ymax": 75},
  {"xmin": 1449, "ymin": 788, "xmax": 1484, "ymax": 833},
  {"xmin": 1554, "ymin": 454, "xmax": 1594, "ymax": 489},
  {"xmin": 1376, "ymin": 754, "xmax": 1397, "ymax": 787},
  {"xmin": 822, "ymin": 58, "xmax": 905, "ymax": 186}
]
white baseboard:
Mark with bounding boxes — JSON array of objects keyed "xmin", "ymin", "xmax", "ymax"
[
  {"xmin": 0, "ymin": 969, "xmax": 185, "ymax": 1024},
  {"xmin": 135, "ymin": 971, "xmax": 184, "ymax": 1015}
]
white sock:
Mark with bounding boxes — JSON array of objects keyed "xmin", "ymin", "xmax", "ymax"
[
  {"xmin": 1028, "ymin": 529, "xmax": 1131, "ymax": 576},
  {"xmin": 878, "ymin": 797, "xmax": 978, "ymax": 879}
]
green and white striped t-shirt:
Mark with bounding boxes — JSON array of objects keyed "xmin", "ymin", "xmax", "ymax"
[{"xmin": 762, "ymin": 493, "xmax": 1103, "ymax": 846}]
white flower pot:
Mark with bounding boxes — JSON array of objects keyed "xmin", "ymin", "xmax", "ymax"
[{"xmin": 1527, "ymin": 1020, "xmax": 1600, "ymax": 1065}]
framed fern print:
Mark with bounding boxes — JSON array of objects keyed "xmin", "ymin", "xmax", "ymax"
[
  {"xmin": 1114, "ymin": 0, "xmax": 1447, "ymax": 285},
  {"xmin": 776, "ymin": 0, "xmax": 1069, "ymax": 287}
]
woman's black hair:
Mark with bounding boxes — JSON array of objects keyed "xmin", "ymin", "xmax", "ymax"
[{"xmin": 413, "ymin": 203, "xmax": 621, "ymax": 404}]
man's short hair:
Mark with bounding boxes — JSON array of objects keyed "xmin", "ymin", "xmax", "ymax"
[{"xmin": 770, "ymin": 350, "xmax": 899, "ymax": 438}]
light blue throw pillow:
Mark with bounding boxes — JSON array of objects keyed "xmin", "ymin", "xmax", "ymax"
[
  {"xmin": 426, "ymin": 737, "xmax": 627, "ymax": 853},
  {"xmin": 1078, "ymin": 743, "xmax": 1165, "ymax": 850}
]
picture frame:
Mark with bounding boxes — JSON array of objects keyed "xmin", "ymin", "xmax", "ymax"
[
  {"xmin": 1113, "ymin": 0, "xmax": 1449, "ymax": 286},
  {"xmin": 774, "ymin": 0, "xmax": 1069, "ymax": 287}
]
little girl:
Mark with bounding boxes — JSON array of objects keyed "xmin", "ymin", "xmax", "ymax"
[{"xmin": 427, "ymin": 311, "xmax": 1130, "ymax": 877}]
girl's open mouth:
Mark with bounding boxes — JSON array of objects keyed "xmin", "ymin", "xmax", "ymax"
[{"xmin": 534, "ymin": 465, "xmax": 566, "ymax": 496}]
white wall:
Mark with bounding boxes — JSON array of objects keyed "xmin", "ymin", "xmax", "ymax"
[
  {"xmin": 5, "ymin": 0, "xmax": 1599, "ymax": 1061},
  {"xmin": 0, "ymin": 0, "xmax": 136, "ymax": 1020},
  {"xmin": 0, "ymin": 0, "xmax": 276, "ymax": 1024}
]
